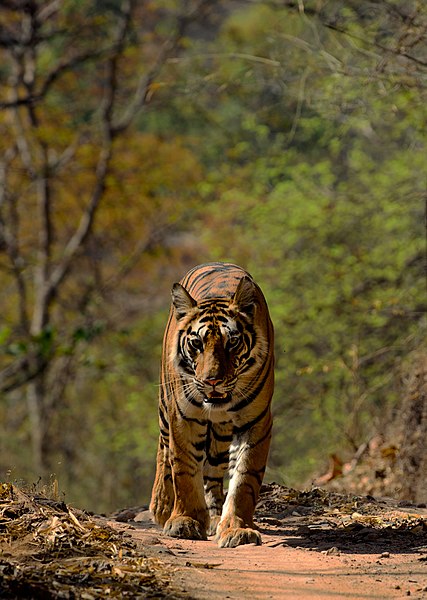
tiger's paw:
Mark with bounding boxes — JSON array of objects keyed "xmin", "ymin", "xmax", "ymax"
[
  {"xmin": 164, "ymin": 516, "xmax": 207, "ymax": 541},
  {"xmin": 217, "ymin": 527, "xmax": 262, "ymax": 548}
]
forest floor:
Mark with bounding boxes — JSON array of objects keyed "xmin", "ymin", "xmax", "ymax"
[{"xmin": 1, "ymin": 482, "xmax": 426, "ymax": 599}]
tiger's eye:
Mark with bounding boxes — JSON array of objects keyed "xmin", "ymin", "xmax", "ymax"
[
  {"xmin": 228, "ymin": 335, "xmax": 240, "ymax": 349},
  {"xmin": 189, "ymin": 337, "xmax": 203, "ymax": 352}
]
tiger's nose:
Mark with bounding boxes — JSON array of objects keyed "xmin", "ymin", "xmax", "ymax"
[{"xmin": 203, "ymin": 377, "xmax": 223, "ymax": 387}]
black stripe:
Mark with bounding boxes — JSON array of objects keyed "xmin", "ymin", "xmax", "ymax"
[
  {"xmin": 180, "ymin": 264, "xmax": 206, "ymax": 288},
  {"xmin": 176, "ymin": 400, "xmax": 206, "ymax": 425},
  {"xmin": 177, "ymin": 356, "xmax": 194, "ymax": 376},
  {"xmin": 171, "ymin": 454, "xmax": 197, "ymax": 474},
  {"xmin": 160, "ymin": 426, "xmax": 169, "ymax": 438},
  {"xmin": 199, "ymin": 300, "xmax": 229, "ymax": 309},
  {"xmin": 215, "ymin": 315, "xmax": 229, "ymax": 323},
  {"xmin": 205, "ymin": 451, "xmax": 229, "ymax": 467},
  {"xmin": 233, "ymin": 403, "xmax": 270, "ymax": 435},
  {"xmin": 204, "ymin": 476, "xmax": 224, "ymax": 483},
  {"xmin": 184, "ymin": 268, "xmax": 212, "ymax": 293},
  {"xmin": 242, "ymin": 468, "xmax": 265, "ymax": 487},
  {"xmin": 190, "ymin": 451, "xmax": 204, "ymax": 463},
  {"xmin": 239, "ymin": 357, "xmax": 256, "ymax": 373},
  {"xmin": 184, "ymin": 263, "xmax": 246, "ymax": 297},
  {"xmin": 248, "ymin": 423, "xmax": 272, "ymax": 449},
  {"xmin": 210, "ymin": 429, "xmax": 233, "ymax": 442},
  {"xmin": 182, "ymin": 378, "xmax": 204, "ymax": 407},
  {"xmin": 193, "ymin": 439, "xmax": 206, "ymax": 452},
  {"xmin": 173, "ymin": 468, "xmax": 198, "ymax": 477},
  {"xmin": 159, "ymin": 406, "xmax": 169, "ymax": 430},
  {"xmin": 229, "ymin": 362, "xmax": 272, "ymax": 412},
  {"xmin": 186, "ymin": 394, "xmax": 203, "ymax": 408},
  {"xmin": 194, "ymin": 279, "xmax": 217, "ymax": 297}
]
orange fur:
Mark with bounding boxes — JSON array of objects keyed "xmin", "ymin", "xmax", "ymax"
[{"xmin": 150, "ymin": 262, "xmax": 274, "ymax": 547}]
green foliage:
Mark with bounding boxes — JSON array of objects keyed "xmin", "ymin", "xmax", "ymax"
[
  {"xmin": 191, "ymin": 2, "xmax": 426, "ymax": 483},
  {"xmin": 1, "ymin": 0, "xmax": 425, "ymax": 508},
  {"xmin": 56, "ymin": 313, "xmax": 166, "ymax": 512}
]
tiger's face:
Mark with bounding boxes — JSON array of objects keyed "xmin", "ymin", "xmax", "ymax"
[{"xmin": 171, "ymin": 279, "xmax": 257, "ymax": 408}]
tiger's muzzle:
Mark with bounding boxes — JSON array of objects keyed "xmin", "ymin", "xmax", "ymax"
[{"xmin": 202, "ymin": 378, "xmax": 231, "ymax": 405}]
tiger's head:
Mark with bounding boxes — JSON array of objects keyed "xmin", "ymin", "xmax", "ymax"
[{"xmin": 170, "ymin": 277, "xmax": 260, "ymax": 408}]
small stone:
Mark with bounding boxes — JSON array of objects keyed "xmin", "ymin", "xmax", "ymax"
[{"xmin": 380, "ymin": 552, "xmax": 390, "ymax": 558}]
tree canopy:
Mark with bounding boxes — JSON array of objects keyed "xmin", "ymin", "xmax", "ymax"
[{"xmin": 1, "ymin": 0, "xmax": 425, "ymax": 511}]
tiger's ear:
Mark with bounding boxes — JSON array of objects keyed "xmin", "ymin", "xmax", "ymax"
[
  {"xmin": 231, "ymin": 276, "xmax": 257, "ymax": 319},
  {"xmin": 171, "ymin": 283, "xmax": 197, "ymax": 320}
]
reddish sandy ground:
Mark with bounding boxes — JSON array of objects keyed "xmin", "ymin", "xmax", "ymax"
[
  {"xmin": 109, "ymin": 487, "xmax": 427, "ymax": 600},
  {"xmin": 1, "ymin": 484, "xmax": 426, "ymax": 599}
]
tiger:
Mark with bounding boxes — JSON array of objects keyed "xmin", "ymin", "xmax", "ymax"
[{"xmin": 150, "ymin": 262, "xmax": 274, "ymax": 548}]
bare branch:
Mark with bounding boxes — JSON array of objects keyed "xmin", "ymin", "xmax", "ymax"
[
  {"xmin": 44, "ymin": 0, "xmax": 133, "ymax": 303},
  {"xmin": 0, "ymin": 50, "xmax": 109, "ymax": 110},
  {"xmin": 10, "ymin": 91, "xmax": 36, "ymax": 179},
  {"xmin": 0, "ymin": 96, "xmax": 35, "ymax": 109},
  {"xmin": 47, "ymin": 147, "xmax": 112, "ymax": 297},
  {"xmin": 49, "ymin": 134, "xmax": 82, "ymax": 172},
  {"xmin": 324, "ymin": 21, "xmax": 427, "ymax": 69},
  {"xmin": 38, "ymin": 49, "xmax": 108, "ymax": 100},
  {"xmin": 36, "ymin": 0, "xmax": 63, "ymax": 23},
  {"xmin": 0, "ymin": 0, "xmax": 216, "ymax": 404},
  {"xmin": 0, "ymin": 148, "xmax": 30, "ymax": 333},
  {"xmin": 0, "ymin": 352, "xmax": 47, "ymax": 394},
  {"xmin": 269, "ymin": 0, "xmax": 427, "ymax": 70},
  {"xmin": 30, "ymin": 155, "xmax": 53, "ymax": 335},
  {"xmin": 113, "ymin": 0, "xmax": 213, "ymax": 135}
]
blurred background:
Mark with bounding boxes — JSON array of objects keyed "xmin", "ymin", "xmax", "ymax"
[{"xmin": 0, "ymin": 0, "xmax": 425, "ymax": 513}]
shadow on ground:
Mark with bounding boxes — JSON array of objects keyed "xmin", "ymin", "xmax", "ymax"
[{"xmin": 255, "ymin": 483, "xmax": 427, "ymax": 555}]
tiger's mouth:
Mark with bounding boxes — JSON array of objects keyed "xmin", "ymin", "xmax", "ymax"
[{"xmin": 203, "ymin": 392, "xmax": 231, "ymax": 406}]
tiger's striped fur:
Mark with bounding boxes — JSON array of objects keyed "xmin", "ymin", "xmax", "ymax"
[{"xmin": 150, "ymin": 262, "xmax": 274, "ymax": 547}]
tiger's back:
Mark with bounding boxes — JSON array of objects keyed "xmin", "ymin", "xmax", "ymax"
[
  {"xmin": 180, "ymin": 262, "xmax": 258, "ymax": 301},
  {"xmin": 150, "ymin": 262, "xmax": 274, "ymax": 547}
]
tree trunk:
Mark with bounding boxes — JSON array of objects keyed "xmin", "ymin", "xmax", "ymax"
[{"xmin": 26, "ymin": 378, "xmax": 47, "ymax": 477}]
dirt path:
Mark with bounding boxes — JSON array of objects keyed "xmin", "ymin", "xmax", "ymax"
[
  {"xmin": 109, "ymin": 486, "xmax": 427, "ymax": 600},
  {"xmin": 1, "ymin": 483, "xmax": 426, "ymax": 599},
  {"xmin": 111, "ymin": 515, "xmax": 427, "ymax": 599}
]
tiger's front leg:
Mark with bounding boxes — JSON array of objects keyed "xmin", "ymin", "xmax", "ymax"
[
  {"xmin": 150, "ymin": 437, "xmax": 174, "ymax": 527},
  {"xmin": 203, "ymin": 422, "xmax": 233, "ymax": 536},
  {"xmin": 163, "ymin": 416, "xmax": 209, "ymax": 541},
  {"xmin": 216, "ymin": 409, "xmax": 272, "ymax": 548}
]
